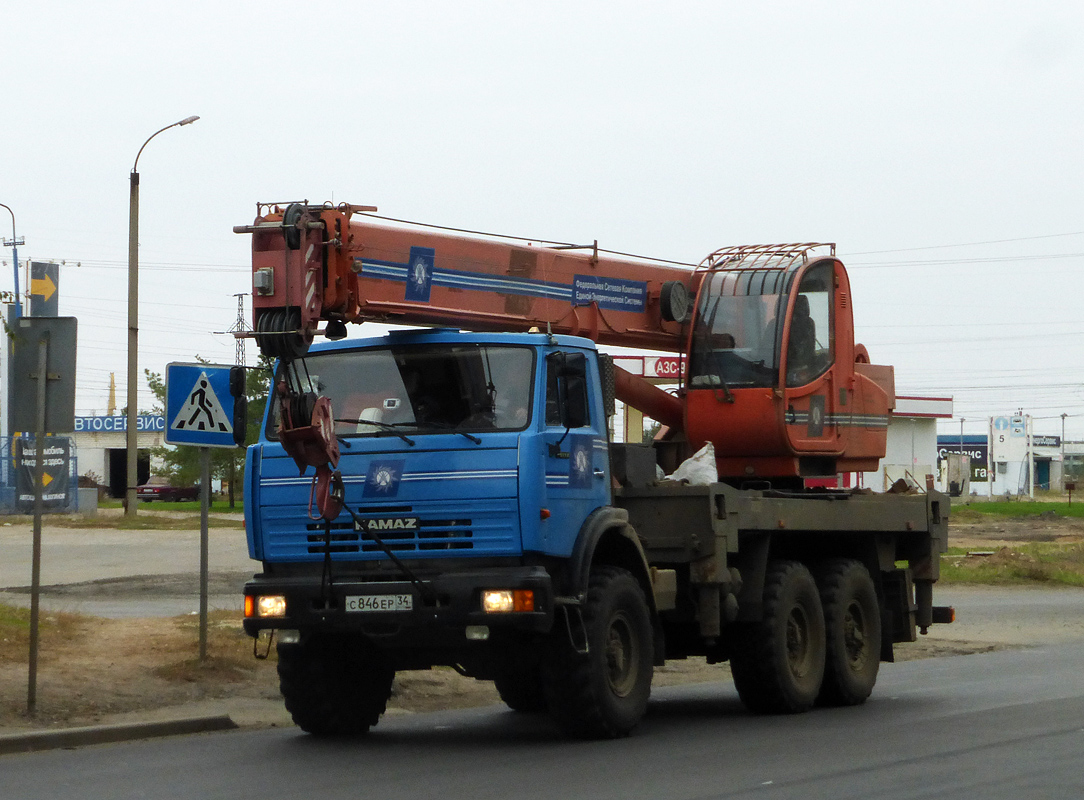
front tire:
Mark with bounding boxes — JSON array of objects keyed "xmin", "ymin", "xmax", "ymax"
[
  {"xmin": 277, "ymin": 632, "xmax": 394, "ymax": 736},
  {"xmin": 542, "ymin": 566, "xmax": 654, "ymax": 739},
  {"xmin": 494, "ymin": 666, "xmax": 547, "ymax": 713},
  {"xmin": 816, "ymin": 559, "xmax": 881, "ymax": 706},
  {"xmin": 730, "ymin": 560, "xmax": 826, "ymax": 714}
]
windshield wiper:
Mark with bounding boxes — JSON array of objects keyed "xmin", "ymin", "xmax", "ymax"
[
  {"xmin": 334, "ymin": 418, "xmax": 416, "ymax": 446},
  {"xmin": 408, "ymin": 421, "xmax": 482, "ymax": 444}
]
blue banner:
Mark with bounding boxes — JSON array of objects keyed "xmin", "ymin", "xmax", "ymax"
[
  {"xmin": 74, "ymin": 415, "xmax": 164, "ymax": 433},
  {"xmin": 572, "ymin": 275, "xmax": 647, "ymax": 312}
]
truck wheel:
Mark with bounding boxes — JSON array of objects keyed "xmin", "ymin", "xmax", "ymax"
[
  {"xmin": 542, "ymin": 566, "xmax": 653, "ymax": 739},
  {"xmin": 494, "ymin": 667, "xmax": 547, "ymax": 713},
  {"xmin": 816, "ymin": 559, "xmax": 881, "ymax": 706},
  {"xmin": 730, "ymin": 560, "xmax": 825, "ymax": 714},
  {"xmin": 276, "ymin": 632, "xmax": 394, "ymax": 736}
]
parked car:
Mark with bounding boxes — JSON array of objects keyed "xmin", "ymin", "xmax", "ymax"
[{"xmin": 135, "ymin": 476, "xmax": 200, "ymax": 502}]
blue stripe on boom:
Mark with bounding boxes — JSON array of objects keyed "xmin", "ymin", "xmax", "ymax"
[{"xmin": 358, "ymin": 258, "xmax": 573, "ymax": 301}]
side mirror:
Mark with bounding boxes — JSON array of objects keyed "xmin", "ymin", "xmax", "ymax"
[
  {"xmin": 547, "ymin": 352, "xmax": 589, "ymax": 429},
  {"xmin": 563, "ymin": 376, "xmax": 589, "ymax": 429}
]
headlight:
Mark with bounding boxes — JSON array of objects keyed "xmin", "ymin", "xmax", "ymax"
[
  {"xmin": 481, "ymin": 589, "xmax": 534, "ymax": 613},
  {"xmin": 255, "ymin": 595, "xmax": 287, "ymax": 618},
  {"xmin": 482, "ymin": 590, "xmax": 514, "ymax": 613}
]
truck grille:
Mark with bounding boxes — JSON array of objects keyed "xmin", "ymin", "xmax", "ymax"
[
  {"xmin": 304, "ymin": 510, "xmax": 474, "ymax": 553},
  {"xmin": 261, "ymin": 497, "xmax": 520, "ymax": 560}
]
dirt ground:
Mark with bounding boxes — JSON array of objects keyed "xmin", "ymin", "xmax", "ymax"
[
  {"xmin": 0, "ymin": 511, "xmax": 1080, "ymax": 734},
  {"xmin": 948, "ymin": 509, "xmax": 1084, "ymax": 549}
]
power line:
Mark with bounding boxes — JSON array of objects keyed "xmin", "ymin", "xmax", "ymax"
[{"xmin": 847, "ymin": 231, "xmax": 1084, "ymax": 256}]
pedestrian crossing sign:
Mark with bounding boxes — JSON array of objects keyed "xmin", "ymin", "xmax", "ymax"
[{"xmin": 165, "ymin": 363, "xmax": 239, "ymax": 448}]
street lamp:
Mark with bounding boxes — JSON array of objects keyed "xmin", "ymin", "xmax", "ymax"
[
  {"xmin": 0, "ymin": 202, "xmax": 24, "ymax": 318},
  {"xmin": 126, "ymin": 115, "xmax": 200, "ymax": 517}
]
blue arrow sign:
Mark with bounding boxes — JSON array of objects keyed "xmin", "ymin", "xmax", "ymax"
[{"xmin": 165, "ymin": 363, "xmax": 237, "ymax": 448}]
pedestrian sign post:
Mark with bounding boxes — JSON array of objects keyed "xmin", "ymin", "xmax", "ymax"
[
  {"xmin": 165, "ymin": 363, "xmax": 242, "ymax": 449},
  {"xmin": 164, "ymin": 361, "xmax": 248, "ymax": 663}
]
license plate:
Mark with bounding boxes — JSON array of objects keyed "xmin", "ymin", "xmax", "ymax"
[{"xmin": 345, "ymin": 594, "xmax": 414, "ymax": 613}]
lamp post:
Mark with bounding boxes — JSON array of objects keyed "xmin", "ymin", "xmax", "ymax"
[
  {"xmin": 0, "ymin": 203, "xmax": 23, "ymax": 319},
  {"xmin": 1062, "ymin": 412, "xmax": 1068, "ymax": 491},
  {"xmin": 126, "ymin": 116, "xmax": 200, "ymax": 517}
]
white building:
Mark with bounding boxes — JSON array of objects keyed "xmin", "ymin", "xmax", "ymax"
[
  {"xmin": 861, "ymin": 396, "xmax": 953, "ymax": 491},
  {"xmin": 72, "ymin": 415, "xmax": 166, "ymax": 497}
]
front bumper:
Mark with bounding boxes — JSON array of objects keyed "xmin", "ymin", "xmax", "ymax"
[{"xmin": 242, "ymin": 565, "xmax": 554, "ymax": 649}]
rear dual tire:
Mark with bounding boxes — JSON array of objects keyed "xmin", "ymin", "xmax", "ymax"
[
  {"xmin": 816, "ymin": 559, "xmax": 881, "ymax": 706},
  {"xmin": 731, "ymin": 558, "xmax": 881, "ymax": 714},
  {"xmin": 730, "ymin": 560, "xmax": 826, "ymax": 714}
]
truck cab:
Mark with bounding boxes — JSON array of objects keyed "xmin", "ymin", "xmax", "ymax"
[{"xmin": 243, "ymin": 329, "xmax": 615, "ymax": 653}]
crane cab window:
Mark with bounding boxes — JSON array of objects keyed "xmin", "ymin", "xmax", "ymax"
[
  {"xmin": 689, "ymin": 261, "xmax": 836, "ymax": 391},
  {"xmin": 785, "ymin": 263, "xmax": 834, "ymax": 387},
  {"xmin": 689, "ymin": 269, "xmax": 791, "ymax": 390}
]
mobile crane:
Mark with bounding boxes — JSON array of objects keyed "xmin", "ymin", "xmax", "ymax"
[{"xmin": 236, "ymin": 202, "xmax": 951, "ymax": 739}]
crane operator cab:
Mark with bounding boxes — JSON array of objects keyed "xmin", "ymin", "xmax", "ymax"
[{"xmin": 684, "ymin": 244, "xmax": 892, "ymax": 483}]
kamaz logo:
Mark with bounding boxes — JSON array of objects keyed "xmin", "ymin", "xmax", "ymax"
[{"xmin": 356, "ymin": 517, "xmax": 420, "ymax": 532}]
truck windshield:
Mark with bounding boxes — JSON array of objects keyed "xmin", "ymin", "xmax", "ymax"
[
  {"xmin": 268, "ymin": 344, "xmax": 535, "ymax": 438},
  {"xmin": 688, "ymin": 269, "xmax": 792, "ymax": 390}
]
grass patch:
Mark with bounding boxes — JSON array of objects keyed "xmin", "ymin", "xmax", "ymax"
[
  {"xmin": 97, "ymin": 499, "xmax": 243, "ymax": 514},
  {"xmin": 949, "ymin": 506, "xmax": 990, "ymax": 524},
  {"xmin": 25, "ymin": 510, "xmax": 244, "ymax": 530},
  {"xmin": 152, "ymin": 611, "xmax": 264, "ymax": 683},
  {"xmin": 63, "ymin": 515, "xmax": 243, "ymax": 531},
  {"xmin": 142, "ymin": 501, "xmax": 244, "ymax": 514},
  {"xmin": 0, "ymin": 602, "xmax": 84, "ymax": 662},
  {"xmin": 952, "ymin": 501, "xmax": 1084, "ymax": 520},
  {"xmin": 941, "ymin": 542, "xmax": 1084, "ymax": 586},
  {"xmin": 153, "ymin": 655, "xmax": 255, "ymax": 683}
]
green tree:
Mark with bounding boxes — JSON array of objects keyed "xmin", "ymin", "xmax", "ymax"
[{"xmin": 146, "ymin": 355, "xmax": 274, "ymax": 507}]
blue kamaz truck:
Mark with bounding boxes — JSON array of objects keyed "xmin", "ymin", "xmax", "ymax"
[{"xmin": 242, "ymin": 327, "xmax": 951, "ymax": 739}]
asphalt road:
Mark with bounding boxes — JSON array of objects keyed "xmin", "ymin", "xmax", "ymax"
[
  {"xmin": 4, "ymin": 519, "xmax": 1084, "ymax": 633},
  {"xmin": 0, "ymin": 522, "xmax": 253, "ymax": 587},
  {"xmin": 0, "ymin": 522, "xmax": 254, "ymax": 616},
  {"xmin": 4, "ymin": 641, "xmax": 1084, "ymax": 799}
]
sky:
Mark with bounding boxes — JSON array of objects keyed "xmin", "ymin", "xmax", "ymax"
[{"xmin": 1, "ymin": 1, "xmax": 1082, "ymax": 439}]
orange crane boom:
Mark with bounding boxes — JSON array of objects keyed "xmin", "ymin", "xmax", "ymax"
[
  {"xmin": 236, "ymin": 203, "xmax": 695, "ymax": 356},
  {"xmin": 236, "ymin": 202, "xmax": 893, "ymax": 482}
]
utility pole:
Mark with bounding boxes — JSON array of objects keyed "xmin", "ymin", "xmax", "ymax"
[
  {"xmin": 229, "ymin": 293, "xmax": 248, "ymax": 367},
  {"xmin": 959, "ymin": 417, "xmax": 965, "ymax": 498},
  {"xmin": 1027, "ymin": 414, "xmax": 1035, "ymax": 498},
  {"xmin": 226, "ymin": 293, "xmax": 248, "ymax": 508},
  {"xmin": 1062, "ymin": 412, "xmax": 1068, "ymax": 491}
]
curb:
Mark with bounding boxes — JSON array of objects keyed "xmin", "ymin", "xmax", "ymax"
[{"xmin": 0, "ymin": 714, "xmax": 238, "ymax": 756}]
